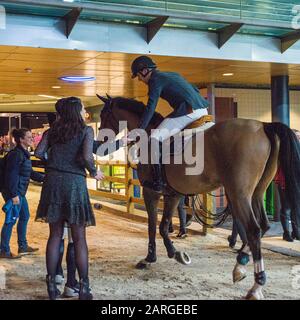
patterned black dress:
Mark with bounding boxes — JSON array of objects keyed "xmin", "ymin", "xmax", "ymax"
[{"xmin": 35, "ymin": 126, "xmax": 97, "ymax": 226}]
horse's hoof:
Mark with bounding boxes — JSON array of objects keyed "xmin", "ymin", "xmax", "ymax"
[
  {"xmin": 136, "ymin": 259, "xmax": 154, "ymax": 270},
  {"xmin": 174, "ymin": 251, "xmax": 191, "ymax": 265},
  {"xmin": 232, "ymin": 264, "xmax": 247, "ymax": 283},
  {"xmin": 245, "ymin": 290, "xmax": 264, "ymax": 300},
  {"xmin": 233, "ymin": 271, "xmax": 247, "ymax": 283}
]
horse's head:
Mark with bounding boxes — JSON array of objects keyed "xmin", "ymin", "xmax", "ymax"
[
  {"xmin": 97, "ymin": 94, "xmax": 120, "ymax": 135},
  {"xmin": 96, "ymin": 94, "xmax": 163, "ymax": 135}
]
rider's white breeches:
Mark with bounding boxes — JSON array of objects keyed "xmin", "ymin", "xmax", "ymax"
[{"xmin": 150, "ymin": 108, "xmax": 208, "ymax": 142}]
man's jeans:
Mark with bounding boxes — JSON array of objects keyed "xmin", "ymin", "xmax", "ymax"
[{"xmin": 0, "ymin": 196, "xmax": 30, "ymax": 254}]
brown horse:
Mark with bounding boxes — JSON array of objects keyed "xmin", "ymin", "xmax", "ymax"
[{"xmin": 97, "ymin": 95, "xmax": 300, "ymax": 300}]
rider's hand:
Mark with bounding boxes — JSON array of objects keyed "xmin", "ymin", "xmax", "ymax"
[
  {"xmin": 94, "ymin": 170, "xmax": 105, "ymax": 181},
  {"xmin": 12, "ymin": 196, "xmax": 20, "ymax": 205}
]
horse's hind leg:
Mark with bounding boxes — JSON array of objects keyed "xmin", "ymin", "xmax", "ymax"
[
  {"xmin": 228, "ymin": 194, "xmax": 265, "ymax": 300},
  {"xmin": 160, "ymin": 194, "xmax": 191, "ymax": 265},
  {"xmin": 240, "ymin": 137, "xmax": 279, "ymax": 298},
  {"xmin": 136, "ymin": 188, "xmax": 160, "ymax": 269}
]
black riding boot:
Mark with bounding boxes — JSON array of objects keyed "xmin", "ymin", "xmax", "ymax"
[
  {"xmin": 152, "ymin": 164, "xmax": 163, "ymax": 192},
  {"xmin": 280, "ymin": 213, "xmax": 293, "ymax": 242},
  {"xmin": 291, "ymin": 209, "xmax": 300, "ymax": 240},
  {"xmin": 46, "ymin": 275, "xmax": 61, "ymax": 300},
  {"xmin": 291, "ymin": 224, "xmax": 300, "ymax": 240},
  {"xmin": 79, "ymin": 277, "xmax": 93, "ymax": 300}
]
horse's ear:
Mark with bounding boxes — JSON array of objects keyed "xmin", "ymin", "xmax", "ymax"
[
  {"xmin": 106, "ymin": 93, "xmax": 112, "ymax": 100},
  {"xmin": 96, "ymin": 94, "xmax": 108, "ymax": 104}
]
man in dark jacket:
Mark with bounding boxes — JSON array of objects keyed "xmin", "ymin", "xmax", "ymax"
[
  {"xmin": 0, "ymin": 128, "xmax": 44, "ymax": 259},
  {"xmin": 127, "ymin": 55, "xmax": 209, "ymax": 191}
]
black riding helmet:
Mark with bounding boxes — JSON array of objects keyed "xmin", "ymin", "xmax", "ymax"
[{"xmin": 131, "ymin": 55, "xmax": 157, "ymax": 78}]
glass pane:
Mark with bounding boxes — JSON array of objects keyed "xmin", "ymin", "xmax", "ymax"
[{"xmin": 1, "ymin": 1, "xmax": 297, "ymax": 37}]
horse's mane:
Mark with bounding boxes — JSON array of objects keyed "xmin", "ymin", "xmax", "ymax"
[{"xmin": 113, "ymin": 97, "xmax": 164, "ymax": 125}]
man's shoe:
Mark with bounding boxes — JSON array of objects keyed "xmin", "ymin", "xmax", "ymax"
[
  {"xmin": 0, "ymin": 251, "xmax": 21, "ymax": 259},
  {"xmin": 63, "ymin": 282, "xmax": 80, "ymax": 298},
  {"xmin": 18, "ymin": 246, "xmax": 39, "ymax": 255},
  {"xmin": 283, "ymin": 232, "xmax": 294, "ymax": 242}
]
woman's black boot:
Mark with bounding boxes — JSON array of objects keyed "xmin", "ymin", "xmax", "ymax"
[
  {"xmin": 79, "ymin": 277, "xmax": 93, "ymax": 300},
  {"xmin": 46, "ymin": 275, "xmax": 61, "ymax": 300}
]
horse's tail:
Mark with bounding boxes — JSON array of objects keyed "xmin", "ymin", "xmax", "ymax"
[{"xmin": 263, "ymin": 122, "xmax": 300, "ymax": 234}]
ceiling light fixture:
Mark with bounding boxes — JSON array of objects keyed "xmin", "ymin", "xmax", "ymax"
[
  {"xmin": 59, "ymin": 76, "xmax": 96, "ymax": 82},
  {"xmin": 223, "ymin": 73, "xmax": 234, "ymax": 76},
  {"xmin": 52, "ymin": 86, "xmax": 61, "ymax": 89}
]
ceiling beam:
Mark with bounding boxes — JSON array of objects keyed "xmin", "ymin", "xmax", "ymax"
[
  {"xmin": 62, "ymin": 7, "xmax": 82, "ymax": 38},
  {"xmin": 280, "ymin": 30, "xmax": 300, "ymax": 53},
  {"xmin": 217, "ymin": 23, "xmax": 243, "ymax": 48},
  {"xmin": 145, "ymin": 16, "xmax": 168, "ymax": 44}
]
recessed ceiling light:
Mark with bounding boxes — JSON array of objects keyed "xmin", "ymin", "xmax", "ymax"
[
  {"xmin": 52, "ymin": 86, "xmax": 61, "ymax": 89},
  {"xmin": 223, "ymin": 73, "xmax": 234, "ymax": 76},
  {"xmin": 59, "ymin": 76, "xmax": 96, "ymax": 82}
]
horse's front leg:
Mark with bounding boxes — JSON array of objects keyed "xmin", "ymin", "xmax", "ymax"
[
  {"xmin": 136, "ymin": 188, "xmax": 161, "ymax": 269},
  {"xmin": 160, "ymin": 195, "xmax": 191, "ymax": 265}
]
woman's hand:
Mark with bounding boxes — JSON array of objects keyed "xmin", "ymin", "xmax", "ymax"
[
  {"xmin": 12, "ymin": 196, "xmax": 20, "ymax": 205},
  {"xmin": 94, "ymin": 170, "xmax": 105, "ymax": 181}
]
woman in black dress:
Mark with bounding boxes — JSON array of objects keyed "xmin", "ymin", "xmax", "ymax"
[{"xmin": 35, "ymin": 97, "xmax": 104, "ymax": 300}]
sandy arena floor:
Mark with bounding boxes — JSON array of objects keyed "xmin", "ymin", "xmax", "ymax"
[{"xmin": 0, "ymin": 185, "xmax": 299, "ymax": 300}]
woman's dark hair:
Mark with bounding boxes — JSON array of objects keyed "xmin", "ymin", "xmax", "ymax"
[
  {"xmin": 12, "ymin": 128, "xmax": 30, "ymax": 145},
  {"xmin": 49, "ymin": 97, "xmax": 85, "ymax": 144}
]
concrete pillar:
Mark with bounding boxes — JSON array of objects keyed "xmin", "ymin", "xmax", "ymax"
[
  {"xmin": 271, "ymin": 75, "xmax": 290, "ymax": 221},
  {"xmin": 271, "ymin": 75, "xmax": 290, "ymax": 125}
]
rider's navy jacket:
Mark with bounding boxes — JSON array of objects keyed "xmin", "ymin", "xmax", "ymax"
[{"xmin": 139, "ymin": 69, "xmax": 209, "ymax": 130}]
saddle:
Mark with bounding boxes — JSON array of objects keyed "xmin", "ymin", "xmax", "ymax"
[{"xmin": 185, "ymin": 115, "xmax": 213, "ymax": 129}]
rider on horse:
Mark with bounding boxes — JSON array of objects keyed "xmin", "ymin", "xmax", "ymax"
[{"xmin": 128, "ymin": 55, "xmax": 209, "ymax": 192}]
